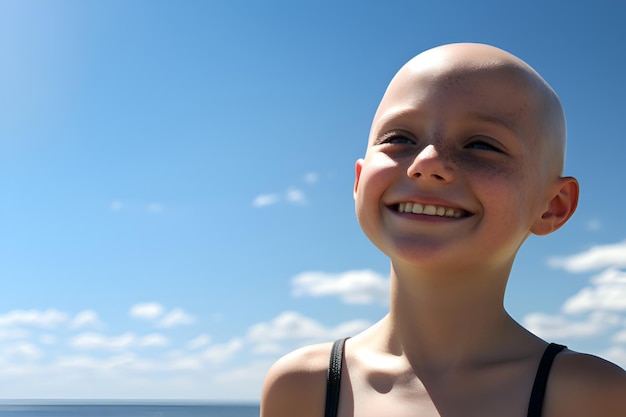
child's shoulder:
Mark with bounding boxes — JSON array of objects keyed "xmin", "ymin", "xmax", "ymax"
[
  {"xmin": 260, "ymin": 342, "xmax": 333, "ymax": 417},
  {"xmin": 549, "ymin": 349, "xmax": 626, "ymax": 416}
]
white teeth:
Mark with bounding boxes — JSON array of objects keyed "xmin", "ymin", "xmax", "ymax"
[{"xmin": 397, "ymin": 202, "xmax": 464, "ymax": 218}]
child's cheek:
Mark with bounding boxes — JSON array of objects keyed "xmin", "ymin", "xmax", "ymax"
[
  {"xmin": 452, "ymin": 153, "xmax": 517, "ymax": 182},
  {"xmin": 361, "ymin": 153, "xmax": 404, "ymax": 185}
]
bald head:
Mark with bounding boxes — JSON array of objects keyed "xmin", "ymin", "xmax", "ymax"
[{"xmin": 373, "ymin": 43, "xmax": 567, "ymax": 177}]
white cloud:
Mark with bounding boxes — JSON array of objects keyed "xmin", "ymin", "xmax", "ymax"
[
  {"xmin": 109, "ymin": 200, "xmax": 166, "ymax": 214},
  {"xmin": 164, "ymin": 356, "xmax": 203, "ymax": 371},
  {"xmin": 69, "ymin": 332, "xmax": 169, "ymax": 351},
  {"xmin": 303, "ymin": 172, "xmax": 319, "ymax": 184},
  {"xmin": 129, "ymin": 303, "xmax": 164, "ymax": 321},
  {"xmin": 129, "ymin": 304, "xmax": 194, "ymax": 328},
  {"xmin": 247, "ymin": 311, "xmax": 370, "ymax": 345},
  {"xmin": 147, "ymin": 202, "xmax": 164, "ymax": 213},
  {"xmin": 69, "ymin": 332, "xmax": 134, "ymax": 351},
  {"xmin": 157, "ymin": 308, "xmax": 195, "ymax": 328},
  {"xmin": 0, "ymin": 328, "xmax": 29, "ymax": 340},
  {"xmin": 187, "ymin": 334, "xmax": 211, "ymax": 350},
  {"xmin": 253, "ymin": 182, "xmax": 312, "ymax": 208},
  {"xmin": 69, "ymin": 310, "xmax": 104, "ymax": 329},
  {"xmin": 55, "ymin": 352, "xmax": 138, "ymax": 371},
  {"xmin": 0, "ymin": 304, "xmax": 366, "ymax": 400},
  {"xmin": 39, "ymin": 334, "xmax": 56, "ymax": 345},
  {"xmin": 0, "ymin": 342, "xmax": 43, "ymax": 361},
  {"xmin": 202, "ymin": 339, "xmax": 244, "ymax": 364},
  {"xmin": 110, "ymin": 200, "xmax": 124, "ymax": 212},
  {"xmin": 548, "ymin": 240, "xmax": 626, "ymax": 272},
  {"xmin": 213, "ymin": 359, "xmax": 272, "ymax": 386},
  {"xmin": 591, "ymin": 268, "xmax": 626, "ymax": 285},
  {"xmin": 292, "ymin": 269, "xmax": 389, "ymax": 304},
  {"xmin": 586, "ymin": 219, "xmax": 602, "ymax": 231},
  {"xmin": 0, "ymin": 309, "xmax": 68, "ymax": 328},
  {"xmin": 251, "ymin": 342, "xmax": 284, "ymax": 355},
  {"xmin": 562, "ymin": 269, "xmax": 626, "ymax": 314},
  {"xmin": 601, "ymin": 346, "xmax": 626, "ymax": 369},
  {"xmin": 139, "ymin": 333, "xmax": 170, "ymax": 348},
  {"xmin": 523, "ymin": 311, "xmax": 621, "ymax": 339},
  {"xmin": 285, "ymin": 188, "xmax": 306, "ymax": 204},
  {"xmin": 247, "ymin": 311, "xmax": 325, "ymax": 342},
  {"xmin": 252, "ymin": 193, "xmax": 279, "ymax": 207},
  {"xmin": 612, "ymin": 329, "xmax": 626, "ymax": 344}
]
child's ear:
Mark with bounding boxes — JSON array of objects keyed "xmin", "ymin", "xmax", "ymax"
[
  {"xmin": 353, "ymin": 159, "xmax": 364, "ymax": 200},
  {"xmin": 531, "ymin": 176, "xmax": 579, "ymax": 236}
]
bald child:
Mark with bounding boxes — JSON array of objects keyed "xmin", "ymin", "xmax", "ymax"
[{"xmin": 261, "ymin": 43, "xmax": 626, "ymax": 417}]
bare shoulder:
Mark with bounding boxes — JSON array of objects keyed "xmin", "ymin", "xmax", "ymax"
[
  {"xmin": 548, "ymin": 349, "xmax": 626, "ymax": 417},
  {"xmin": 260, "ymin": 342, "xmax": 334, "ymax": 417}
]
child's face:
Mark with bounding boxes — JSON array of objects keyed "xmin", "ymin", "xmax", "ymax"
[{"xmin": 354, "ymin": 44, "xmax": 572, "ymax": 271}]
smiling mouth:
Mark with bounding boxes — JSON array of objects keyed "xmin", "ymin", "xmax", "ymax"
[{"xmin": 394, "ymin": 202, "xmax": 470, "ymax": 218}]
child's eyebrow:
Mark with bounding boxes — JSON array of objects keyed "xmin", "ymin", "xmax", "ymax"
[
  {"xmin": 468, "ymin": 111, "xmax": 521, "ymax": 136},
  {"xmin": 372, "ymin": 107, "xmax": 425, "ymax": 131},
  {"xmin": 373, "ymin": 108, "xmax": 521, "ymax": 138}
]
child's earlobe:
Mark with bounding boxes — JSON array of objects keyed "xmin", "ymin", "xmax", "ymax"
[
  {"xmin": 354, "ymin": 159, "xmax": 364, "ymax": 200},
  {"xmin": 531, "ymin": 176, "xmax": 579, "ymax": 236}
]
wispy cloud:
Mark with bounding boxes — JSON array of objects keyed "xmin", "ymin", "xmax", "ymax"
[
  {"xmin": 69, "ymin": 310, "xmax": 104, "ymax": 330},
  {"xmin": 187, "ymin": 334, "xmax": 211, "ymax": 350},
  {"xmin": 586, "ymin": 218, "xmax": 602, "ymax": 231},
  {"xmin": 0, "ymin": 342, "xmax": 43, "ymax": 361},
  {"xmin": 0, "ymin": 309, "xmax": 68, "ymax": 328},
  {"xmin": 252, "ymin": 189, "xmax": 307, "ymax": 207},
  {"xmin": 291, "ymin": 269, "xmax": 389, "ymax": 304},
  {"xmin": 561, "ymin": 268, "xmax": 626, "ymax": 314},
  {"xmin": 523, "ymin": 311, "xmax": 621, "ymax": 339},
  {"xmin": 522, "ymin": 239, "xmax": 626, "ymax": 368},
  {"xmin": 303, "ymin": 172, "xmax": 319, "ymax": 184},
  {"xmin": 110, "ymin": 200, "xmax": 124, "ymax": 212},
  {"xmin": 0, "ymin": 304, "xmax": 359, "ymax": 400},
  {"xmin": 252, "ymin": 171, "xmax": 321, "ymax": 208},
  {"xmin": 109, "ymin": 200, "xmax": 165, "ymax": 214},
  {"xmin": 602, "ymin": 346, "xmax": 626, "ymax": 367},
  {"xmin": 252, "ymin": 193, "xmax": 279, "ymax": 208},
  {"xmin": 147, "ymin": 202, "xmax": 164, "ymax": 213},
  {"xmin": 202, "ymin": 338, "xmax": 243, "ymax": 364},
  {"xmin": 285, "ymin": 187, "xmax": 306, "ymax": 204},
  {"xmin": 247, "ymin": 311, "xmax": 370, "ymax": 346},
  {"xmin": 0, "ymin": 328, "xmax": 29, "ymax": 340},
  {"xmin": 548, "ymin": 240, "xmax": 626, "ymax": 272},
  {"xmin": 129, "ymin": 302, "xmax": 164, "ymax": 321},
  {"xmin": 129, "ymin": 303, "xmax": 195, "ymax": 328},
  {"xmin": 612, "ymin": 329, "xmax": 626, "ymax": 344},
  {"xmin": 39, "ymin": 334, "xmax": 56, "ymax": 345},
  {"xmin": 69, "ymin": 332, "xmax": 170, "ymax": 351},
  {"xmin": 157, "ymin": 308, "xmax": 195, "ymax": 328}
]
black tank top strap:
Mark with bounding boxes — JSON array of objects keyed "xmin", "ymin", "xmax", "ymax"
[
  {"xmin": 325, "ymin": 337, "xmax": 349, "ymax": 417},
  {"xmin": 527, "ymin": 343, "xmax": 566, "ymax": 417},
  {"xmin": 324, "ymin": 339, "xmax": 565, "ymax": 417}
]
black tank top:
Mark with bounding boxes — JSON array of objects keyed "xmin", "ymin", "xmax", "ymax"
[{"xmin": 324, "ymin": 338, "xmax": 566, "ymax": 417}]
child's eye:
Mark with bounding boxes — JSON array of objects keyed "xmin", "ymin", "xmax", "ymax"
[
  {"xmin": 465, "ymin": 137, "xmax": 503, "ymax": 152},
  {"xmin": 377, "ymin": 132, "xmax": 416, "ymax": 145},
  {"xmin": 385, "ymin": 136, "xmax": 414, "ymax": 144}
]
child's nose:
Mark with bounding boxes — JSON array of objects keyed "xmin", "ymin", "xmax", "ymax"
[{"xmin": 406, "ymin": 144, "xmax": 454, "ymax": 182}]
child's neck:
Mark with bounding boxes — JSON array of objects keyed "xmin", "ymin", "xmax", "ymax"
[{"xmin": 382, "ymin": 260, "xmax": 534, "ymax": 374}]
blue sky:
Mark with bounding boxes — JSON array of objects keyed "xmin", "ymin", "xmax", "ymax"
[{"xmin": 1, "ymin": 0, "xmax": 626, "ymax": 402}]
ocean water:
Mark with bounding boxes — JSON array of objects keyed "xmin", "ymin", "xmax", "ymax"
[{"xmin": 0, "ymin": 403, "xmax": 260, "ymax": 417}]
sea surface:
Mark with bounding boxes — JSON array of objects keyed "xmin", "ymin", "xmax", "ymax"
[{"xmin": 0, "ymin": 403, "xmax": 260, "ymax": 417}]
